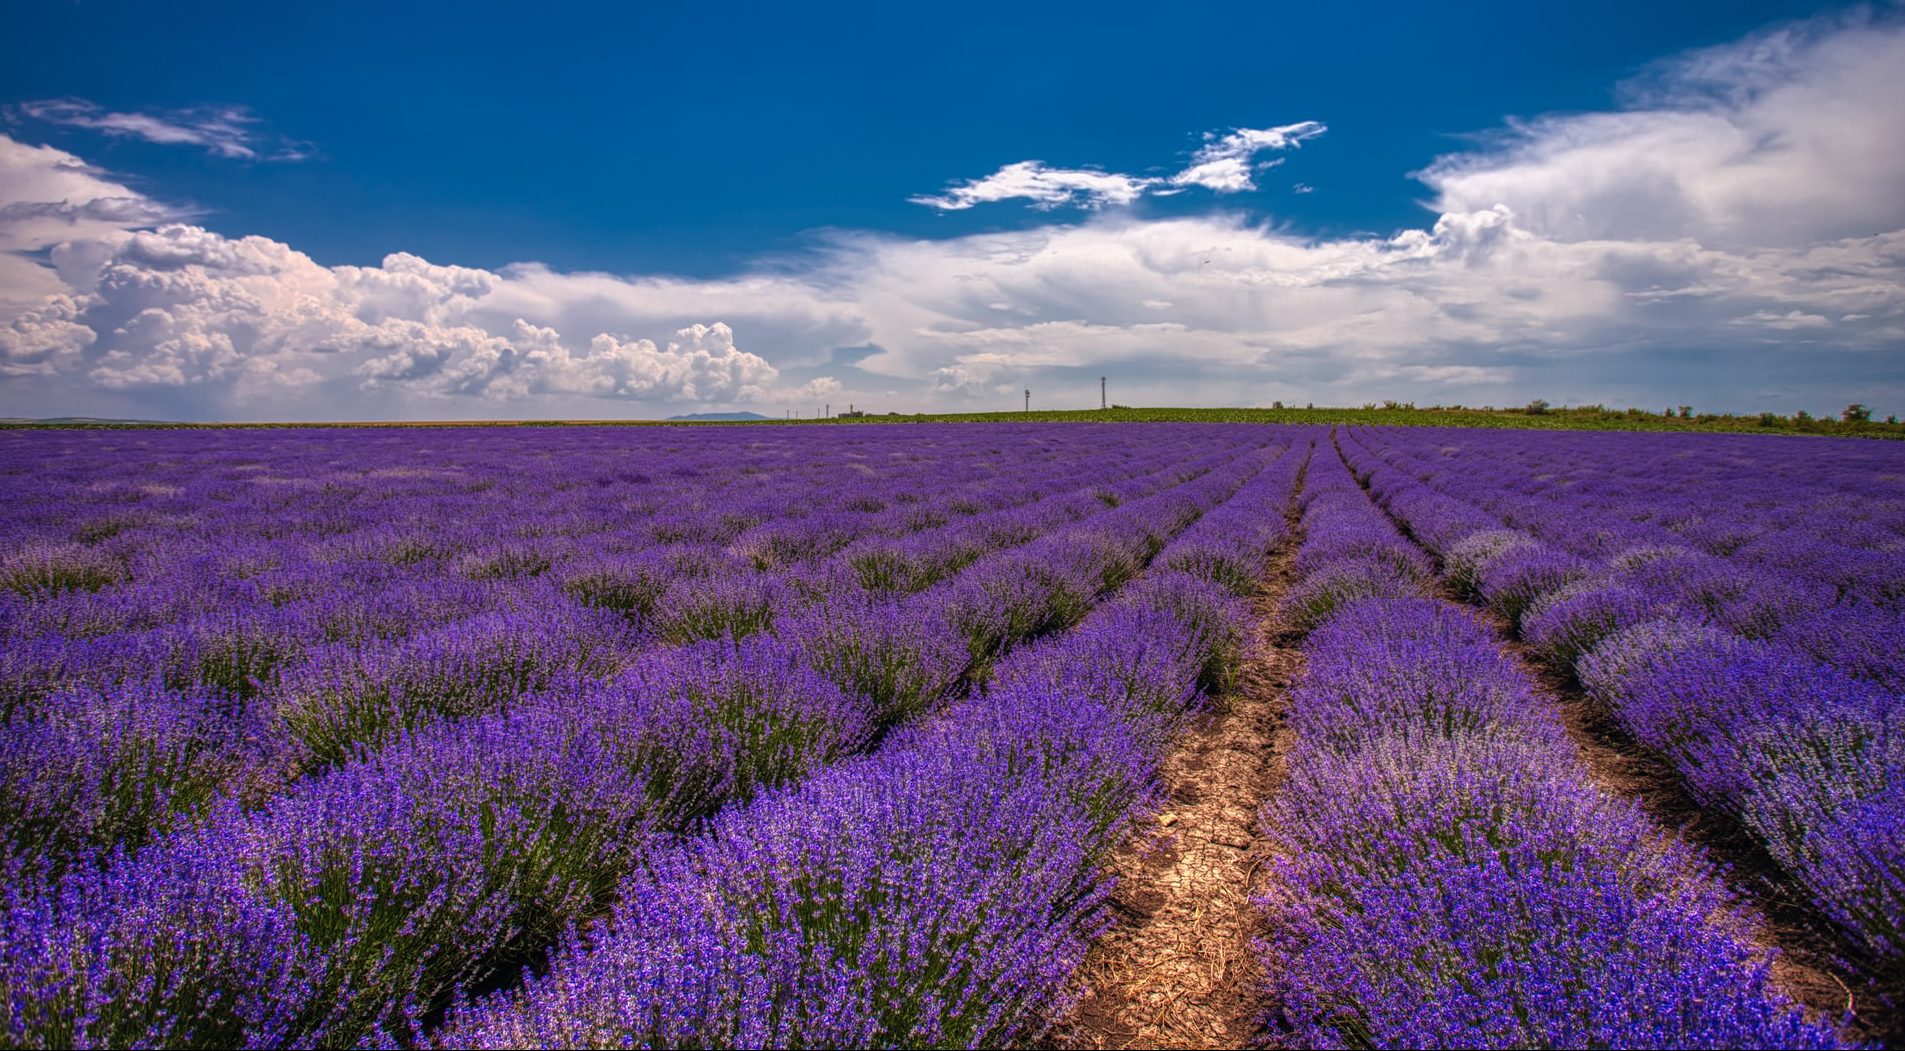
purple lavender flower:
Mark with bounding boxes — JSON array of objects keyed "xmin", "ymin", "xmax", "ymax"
[
  {"xmin": 1260, "ymin": 731, "xmax": 1844, "ymax": 1050},
  {"xmin": 1, "ymin": 681, "xmax": 259, "ymax": 873},
  {"xmin": 0, "ymin": 542, "xmax": 127, "ymax": 598},
  {"xmin": 1440, "ymin": 528, "xmax": 1535, "ymax": 598},
  {"xmin": 1476, "ymin": 544, "xmax": 1591, "ymax": 623},
  {"xmin": 609, "ymin": 633, "xmax": 875, "ymax": 801},
  {"xmin": 776, "ymin": 596, "xmax": 966, "ymax": 729},
  {"xmin": 444, "ymin": 690, "xmax": 1146, "ymax": 1049},
  {"xmin": 272, "ymin": 605, "xmax": 631, "ymax": 770},
  {"xmin": 1292, "ymin": 601, "xmax": 1570, "ymax": 755},
  {"xmin": 1112, "ymin": 570, "xmax": 1253, "ymax": 693},
  {"xmin": 557, "ymin": 550, "xmax": 673, "ymax": 620},
  {"xmin": 652, "ymin": 569, "xmax": 788, "ymax": 643},
  {"xmin": 1281, "ymin": 560, "xmax": 1428, "ymax": 633},
  {"xmin": 1, "ymin": 831, "xmax": 316, "ymax": 1049},
  {"xmin": 1521, "ymin": 577, "xmax": 1666, "ymax": 668}
]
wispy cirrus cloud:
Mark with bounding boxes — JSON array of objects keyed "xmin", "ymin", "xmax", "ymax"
[
  {"xmin": 1167, "ymin": 120, "xmax": 1327, "ymax": 193},
  {"xmin": 907, "ymin": 160, "xmax": 1159, "ymax": 211},
  {"xmin": 10, "ymin": 98, "xmax": 312, "ymax": 161},
  {"xmin": 911, "ymin": 121, "xmax": 1328, "ymax": 211}
]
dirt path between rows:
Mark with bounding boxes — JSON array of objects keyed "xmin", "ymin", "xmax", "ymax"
[{"xmin": 1048, "ymin": 542, "xmax": 1302, "ymax": 1050}]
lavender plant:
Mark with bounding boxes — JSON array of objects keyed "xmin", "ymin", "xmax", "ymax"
[{"xmin": 1256, "ymin": 448, "xmax": 1848, "ymax": 1047}]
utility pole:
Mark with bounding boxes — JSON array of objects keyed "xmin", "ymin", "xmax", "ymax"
[
  {"xmin": 1024, "ymin": 388, "xmax": 1031, "ymax": 413},
  {"xmin": 1100, "ymin": 376, "xmax": 1106, "ymax": 410},
  {"xmin": 825, "ymin": 403, "xmax": 830, "ymax": 419}
]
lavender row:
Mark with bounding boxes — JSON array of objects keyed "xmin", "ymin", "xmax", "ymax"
[
  {"xmin": 0, "ymin": 436, "xmax": 1273, "ymax": 890},
  {"xmin": 1340, "ymin": 426, "xmax": 1905, "ymax": 687},
  {"xmin": 1253, "ymin": 444, "xmax": 1843, "ymax": 1048},
  {"xmin": 0, "ymin": 429, "xmax": 1223, "ymax": 697},
  {"xmin": 0, "ymin": 426, "xmax": 1225, "ymax": 703},
  {"xmin": 1337, "ymin": 426, "xmax": 1905, "ymax": 600},
  {"xmin": 0, "ymin": 433, "xmax": 1297, "ymax": 1049},
  {"xmin": 265, "ymin": 440, "xmax": 1252, "ymax": 774},
  {"xmin": 0, "ymin": 427, "xmax": 1184, "ymax": 575},
  {"xmin": 434, "ymin": 443, "xmax": 1309, "ymax": 1049},
  {"xmin": 1340, "ymin": 428, "xmax": 1904, "ymax": 990},
  {"xmin": 1, "ymin": 429, "xmax": 1271, "ymax": 878}
]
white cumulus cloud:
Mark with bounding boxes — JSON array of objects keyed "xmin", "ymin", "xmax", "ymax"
[
  {"xmin": 0, "ymin": 215, "xmax": 814, "ymax": 414},
  {"xmin": 1419, "ymin": 12, "xmax": 1905, "ymax": 247}
]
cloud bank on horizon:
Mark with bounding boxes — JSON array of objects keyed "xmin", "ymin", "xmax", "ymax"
[{"xmin": 2, "ymin": 10, "xmax": 1902, "ymax": 421}]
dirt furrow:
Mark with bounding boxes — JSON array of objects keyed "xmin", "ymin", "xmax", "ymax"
[{"xmin": 1049, "ymin": 546, "xmax": 1302, "ymax": 1050}]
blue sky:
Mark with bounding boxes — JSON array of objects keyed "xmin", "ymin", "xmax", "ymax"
[{"xmin": 1, "ymin": 1, "xmax": 1901, "ymax": 419}]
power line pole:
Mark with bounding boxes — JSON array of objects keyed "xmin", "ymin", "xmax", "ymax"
[
  {"xmin": 1100, "ymin": 376, "xmax": 1106, "ymax": 409},
  {"xmin": 1024, "ymin": 388, "xmax": 1031, "ymax": 413}
]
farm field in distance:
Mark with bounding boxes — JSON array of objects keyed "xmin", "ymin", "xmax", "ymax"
[{"xmin": 0, "ymin": 420, "xmax": 1900, "ymax": 1049}]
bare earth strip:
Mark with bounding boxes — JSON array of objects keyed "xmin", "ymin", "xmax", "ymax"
[{"xmin": 1049, "ymin": 545, "xmax": 1302, "ymax": 1050}]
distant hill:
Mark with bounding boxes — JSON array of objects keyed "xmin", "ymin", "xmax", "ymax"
[
  {"xmin": 665, "ymin": 411, "xmax": 774, "ymax": 421},
  {"xmin": 0, "ymin": 416, "xmax": 168, "ymax": 426}
]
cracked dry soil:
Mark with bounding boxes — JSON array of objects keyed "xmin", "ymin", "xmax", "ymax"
[{"xmin": 1048, "ymin": 547, "xmax": 1302, "ymax": 1051}]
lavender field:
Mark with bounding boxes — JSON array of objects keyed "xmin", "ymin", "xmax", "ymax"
[{"xmin": 0, "ymin": 422, "xmax": 1898, "ymax": 1049}]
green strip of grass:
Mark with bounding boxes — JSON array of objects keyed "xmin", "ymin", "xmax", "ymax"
[{"xmin": 808, "ymin": 405, "xmax": 1905, "ymax": 438}]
